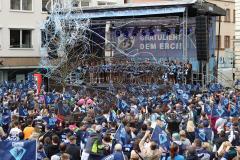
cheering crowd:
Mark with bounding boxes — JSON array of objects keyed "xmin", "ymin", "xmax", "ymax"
[{"xmin": 0, "ymin": 76, "xmax": 240, "ymax": 160}]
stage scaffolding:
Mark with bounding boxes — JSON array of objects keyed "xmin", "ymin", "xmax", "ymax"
[{"xmin": 57, "ymin": 1, "xmax": 226, "ymax": 87}]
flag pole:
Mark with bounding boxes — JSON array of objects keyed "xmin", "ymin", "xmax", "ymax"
[
  {"xmin": 122, "ymin": 151, "xmax": 126, "ymax": 160},
  {"xmin": 149, "ymin": 125, "xmax": 156, "ymax": 140}
]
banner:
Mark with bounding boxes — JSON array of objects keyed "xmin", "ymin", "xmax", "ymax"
[
  {"xmin": 111, "ymin": 20, "xmax": 197, "ymax": 62},
  {"xmin": 0, "ymin": 140, "xmax": 37, "ymax": 160},
  {"xmin": 115, "ymin": 124, "xmax": 128, "ymax": 145},
  {"xmin": 33, "ymin": 74, "xmax": 42, "ymax": 94}
]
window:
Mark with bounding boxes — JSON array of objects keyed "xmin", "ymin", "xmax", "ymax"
[
  {"xmin": 42, "ymin": 0, "xmax": 48, "ymax": 12},
  {"xmin": 11, "ymin": 0, "xmax": 32, "ymax": 11},
  {"xmin": 97, "ymin": 1, "xmax": 116, "ymax": 5},
  {"xmin": 225, "ymin": 9, "xmax": 230, "ymax": 22},
  {"xmin": 216, "ymin": 35, "xmax": 221, "ymax": 49},
  {"xmin": 224, "ymin": 36, "xmax": 230, "ymax": 48},
  {"xmin": 107, "ymin": 2, "xmax": 116, "ymax": 5},
  {"xmin": 81, "ymin": 1, "xmax": 89, "ymax": 7},
  {"xmin": 10, "ymin": 29, "xmax": 32, "ymax": 48},
  {"xmin": 98, "ymin": 2, "xmax": 106, "ymax": 5},
  {"xmin": 22, "ymin": 0, "xmax": 32, "ymax": 10},
  {"xmin": 233, "ymin": 10, "xmax": 235, "ymax": 23},
  {"xmin": 16, "ymin": 74, "xmax": 25, "ymax": 83}
]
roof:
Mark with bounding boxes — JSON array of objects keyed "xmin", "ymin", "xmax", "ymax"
[
  {"xmin": 81, "ymin": 0, "xmax": 198, "ymax": 11},
  {"xmin": 68, "ymin": 0, "xmax": 225, "ymax": 19}
]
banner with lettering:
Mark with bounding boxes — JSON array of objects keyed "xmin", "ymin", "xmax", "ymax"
[
  {"xmin": 111, "ymin": 19, "xmax": 197, "ymax": 62},
  {"xmin": 0, "ymin": 140, "xmax": 37, "ymax": 160}
]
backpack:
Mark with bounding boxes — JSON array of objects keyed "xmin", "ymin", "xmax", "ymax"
[{"xmin": 90, "ymin": 138, "xmax": 104, "ymax": 155}]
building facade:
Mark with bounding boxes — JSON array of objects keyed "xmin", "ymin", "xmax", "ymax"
[
  {"xmin": 208, "ymin": 0, "xmax": 235, "ymax": 86},
  {"xmin": 0, "ymin": 0, "xmax": 124, "ymax": 83},
  {"xmin": 0, "ymin": 0, "xmax": 48, "ymax": 82},
  {"xmin": 235, "ymin": 0, "xmax": 240, "ymax": 81}
]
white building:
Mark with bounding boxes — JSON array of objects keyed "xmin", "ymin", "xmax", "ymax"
[{"xmin": 0, "ymin": 0, "xmax": 124, "ymax": 83}]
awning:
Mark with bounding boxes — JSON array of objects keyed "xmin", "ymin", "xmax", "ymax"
[{"xmin": 79, "ymin": 7, "xmax": 186, "ymax": 19}]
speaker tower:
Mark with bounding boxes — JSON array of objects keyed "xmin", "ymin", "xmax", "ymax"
[{"xmin": 196, "ymin": 16, "xmax": 209, "ymax": 61}]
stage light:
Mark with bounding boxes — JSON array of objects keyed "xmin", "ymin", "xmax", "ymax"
[
  {"xmin": 149, "ymin": 31, "xmax": 154, "ymax": 36},
  {"xmin": 132, "ymin": 27, "xmax": 139, "ymax": 36},
  {"xmin": 141, "ymin": 29, "xmax": 146, "ymax": 36},
  {"xmin": 149, "ymin": 27, "xmax": 154, "ymax": 36},
  {"xmin": 187, "ymin": 27, "xmax": 192, "ymax": 35},
  {"xmin": 124, "ymin": 30, "xmax": 129, "ymax": 37},
  {"xmin": 166, "ymin": 28, "xmax": 171, "ymax": 35},
  {"xmin": 116, "ymin": 30, "xmax": 121, "ymax": 37},
  {"xmin": 132, "ymin": 31, "xmax": 137, "ymax": 36}
]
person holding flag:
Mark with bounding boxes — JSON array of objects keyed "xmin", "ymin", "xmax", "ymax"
[{"xmin": 139, "ymin": 130, "xmax": 162, "ymax": 160}]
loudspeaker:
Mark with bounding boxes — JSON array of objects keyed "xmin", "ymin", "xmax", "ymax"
[{"xmin": 196, "ymin": 16, "xmax": 209, "ymax": 61}]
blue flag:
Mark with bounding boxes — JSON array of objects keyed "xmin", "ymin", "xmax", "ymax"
[
  {"xmin": 19, "ymin": 106, "xmax": 28, "ymax": 117},
  {"xmin": 58, "ymin": 103, "xmax": 70, "ymax": 116},
  {"xmin": 109, "ymin": 110, "xmax": 117, "ymax": 122},
  {"xmin": 230, "ymin": 105, "xmax": 240, "ymax": 117},
  {"xmin": 0, "ymin": 114, "xmax": 2, "ymax": 126},
  {"xmin": 115, "ymin": 124, "xmax": 127, "ymax": 145},
  {"xmin": 3, "ymin": 81, "xmax": 8, "ymax": 87},
  {"xmin": 195, "ymin": 128, "xmax": 207, "ymax": 142},
  {"xmin": 0, "ymin": 140, "xmax": 37, "ymax": 160},
  {"xmin": 48, "ymin": 118, "xmax": 57, "ymax": 126},
  {"xmin": 151, "ymin": 125, "xmax": 171, "ymax": 149},
  {"xmin": 101, "ymin": 154, "xmax": 114, "ymax": 160},
  {"xmin": 195, "ymin": 128, "xmax": 213, "ymax": 142},
  {"xmin": 0, "ymin": 88, "xmax": 3, "ymax": 96},
  {"xmin": 117, "ymin": 99, "xmax": 129, "ymax": 111},
  {"xmin": 27, "ymin": 73, "xmax": 34, "ymax": 82},
  {"xmin": 28, "ymin": 100, "xmax": 35, "ymax": 110},
  {"xmin": 221, "ymin": 98, "xmax": 229, "ymax": 107},
  {"xmin": 18, "ymin": 82, "xmax": 24, "ymax": 89},
  {"xmin": 180, "ymin": 93, "xmax": 189, "ymax": 105},
  {"xmin": 204, "ymin": 104, "xmax": 212, "ymax": 115},
  {"xmin": 212, "ymin": 105, "xmax": 229, "ymax": 117},
  {"xmin": 137, "ymin": 96, "xmax": 145, "ymax": 104},
  {"xmin": 235, "ymin": 80, "xmax": 240, "ymax": 85},
  {"xmin": 209, "ymin": 83, "xmax": 223, "ymax": 93},
  {"xmin": 63, "ymin": 92, "xmax": 71, "ymax": 100},
  {"xmin": 45, "ymin": 93, "xmax": 54, "ymax": 105},
  {"xmin": 2, "ymin": 110, "xmax": 11, "ymax": 125},
  {"xmin": 42, "ymin": 117, "xmax": 57, "ymax": 127}
]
